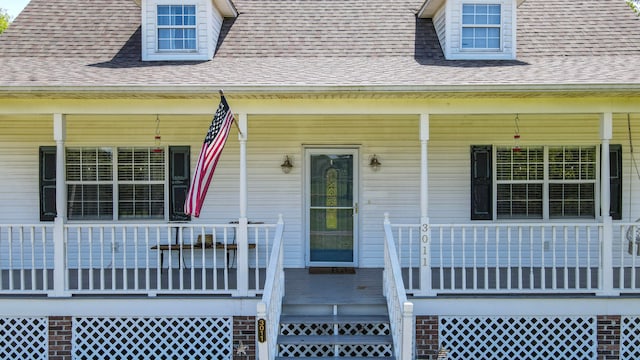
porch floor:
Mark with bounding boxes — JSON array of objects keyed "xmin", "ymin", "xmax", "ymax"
[{"xmin": 283, "ymin": 268, "xmax": 384, "ymax": 304}]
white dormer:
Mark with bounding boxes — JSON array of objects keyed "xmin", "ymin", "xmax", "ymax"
[
  {"xmin": 136, "ymin": 0, "xmax": 237, "ymax": 61},
  {"xmin": 419, "ymin": 0, "xmax": 524, "ymax": 60}
]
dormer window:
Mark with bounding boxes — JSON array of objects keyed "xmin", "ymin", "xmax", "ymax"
[
  {"xmin": 461, "ymin": 4, "xmax": 501, "ymax": 49},
  {"xmin": 418, "ymin": 0, "xmax": 521, "ymax": 60},
  {"xmin": 157, "ymin": 5, "xmax": 197, "ymax": 51},
  {"xmin": 140, "ymin": 0, "xmax": 238, "ymax": 62}
]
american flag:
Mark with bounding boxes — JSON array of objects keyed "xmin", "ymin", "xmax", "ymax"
[{"xmin": 184, "ymin": 95, "xmax": 235, "ymax": 217}]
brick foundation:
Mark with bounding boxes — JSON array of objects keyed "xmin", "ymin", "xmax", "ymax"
[
  {"xmin": 233, "ymin": 316, "xmax": 256, "ymax": 360},
  {"xmin": 48, "ymin": 316, "xmax": 72, "ymax": 360},
  {"xmin": 597, "ymin": 315, "xmax": 621, "ymax": 360},
  {"xmin": 415, "ymin": 315, "xmax": 440, "ymax": 360}
]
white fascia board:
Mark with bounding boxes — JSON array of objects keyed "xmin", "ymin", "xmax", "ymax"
[
  {"xmin": 2, "ymin": 84, "xmax": 640, "ymax": 97},
  {"xmin": 212, "ymin": 0, "xmax": 238, "ymax": 17},
  {"xmin": 418, "ymin": 0, "xmax": 446, "ymax": 18}
]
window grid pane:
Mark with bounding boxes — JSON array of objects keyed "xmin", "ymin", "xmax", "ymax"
[
  {"xmin": 66, "ymin": 148, "xmax": 114, "ymax": 220},
  {"xmin": 157, "ymin": 5, "xmax": 197, "ymax": 50},
  {"xmin": 548, "ymin": 146, "xmax": 596, "ymax": 218},
  {"xmin": 66, "ymin": 147, "xmax": 165, "ymax": 221},
  {"xmin": 496, "ymin": 145, "xmax": 596, "ymax": 220},
  {"xmin": 461, "ymin": 3, "xmax": 501, "ymax": 49},
  {"xmin": 117, "ymin": 148, "xmax": 165, "ymax": 220}
]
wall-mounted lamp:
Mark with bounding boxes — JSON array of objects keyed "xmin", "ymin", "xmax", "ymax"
[
  {"xmin": 281, "ymin": 155, "xmax": 293, "ymax": 174},
  {"xmin": 369, "ymin": 154, "xmax": 381, "ymax": 171}
]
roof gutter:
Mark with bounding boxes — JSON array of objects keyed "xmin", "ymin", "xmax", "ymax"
[{"xmin": 2, "ymin": 83, "xmax": 640, "ymax": 96}]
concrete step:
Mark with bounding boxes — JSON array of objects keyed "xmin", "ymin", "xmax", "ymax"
[
  {"xmin": 276, "ymin": 357, "xmax": 394, "ymax": 360},
  {"xmin": 280, "ymin": 314, "xmax": 389, "ymax": 325},
  {"xmin": 277, "ymin": 334, "xmax": 393, "ymax": 346}
]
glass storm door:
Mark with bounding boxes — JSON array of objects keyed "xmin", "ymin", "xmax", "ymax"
[{"xmin": 306, "ymin": 149, "xmax": 358, "ymax": 266}]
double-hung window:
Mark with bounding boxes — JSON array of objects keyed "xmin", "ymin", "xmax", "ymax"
[
  {"xmin": 472, "ymin": 144, "xmax": 621, "ymax": 221},
  {"xmin": 496, "ymin": 146, "xmax": 596, "ymax": 219},
  {"xmin": 157, "ymin": 5, "xmax": 197, "ymax": 51},
  {"xmin": 40, "ymin": 146, "xmax": 190, "ymax": 222},
  {"xmin": 117, "ymin": 148, "xmax": 166, "ymax": 219},
  {"xmin": 461, "ymin": 4, "xmax": 501, "ymax": 50},
  {"xmin": 66, "ymin": 148, "xmax": 115, "ymax": 220}
]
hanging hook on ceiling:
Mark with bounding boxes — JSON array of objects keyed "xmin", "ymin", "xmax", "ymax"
[{"xmin": 512, "ymin": 114, "xmax": 521, "ymax": 152}]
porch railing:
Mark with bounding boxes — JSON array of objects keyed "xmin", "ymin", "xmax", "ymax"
[
  {"xmin": 383, "ymin": 214, "xmax": 414, "ymax": 360},
  {"xmin": 1, "ymin": 220, "xmax": 277, "ymax": 297},
  {"xmin": 0, "ymin": 224, "xmax": 54, "ymax": 294},
  {"xmin": 63, "ymin": 221, "xmax": 275, "ymax": 296},
  {"xmin": 392, "ymin": 221, "xmax": 617, "ymax": 295},
  {"xmin": 257, "ymin": 215, "xmax": 285, "ymax": 360}
]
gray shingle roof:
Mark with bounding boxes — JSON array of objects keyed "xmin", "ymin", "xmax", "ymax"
[{"xmin": 0, "ymin": 0, "xmax": 639, "ymax": 91}]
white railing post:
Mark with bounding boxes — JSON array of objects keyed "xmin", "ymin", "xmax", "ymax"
[
  {"xmin": 401, "ymin": 301, "xmax": 415, "ymax": 360},
  {"xmin": 420, "ymin": 216, "xmax": 433, "ymax": 296},
  {"xmin": 256, "ymin": 302, "xmax": 269, "ymax": 360},
  {"xmin": 51, "ymin": 214, "xmax": 67, "ymax": 297},
  {"xmin": 235, "ymin": 217, "xmax": 249, "ymax": 297}
]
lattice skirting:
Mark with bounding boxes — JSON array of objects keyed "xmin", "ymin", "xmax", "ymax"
[
  {"xmin": 0, "ymin": 317, "xmax": 48, "ymax": 360},
  {"xmin": 621, "ymin": 316, "xmax": 640, "ymax": 360},
  {"xmin": 278, "ymin": 323, "xmax": 393, "ymax": 357},
  {"xmin": 439, "ymin": 315, "xmax": 597, "ymax": 360},
  {"xmin": 72, "ymin": 316, "xmax": 233, "ymax": 360}
]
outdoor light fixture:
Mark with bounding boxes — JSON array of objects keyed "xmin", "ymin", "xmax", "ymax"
[
  {"xmin": 281, "ymin": 155, "xmax": 293, "ymax": 174},
  {"xmin": 369, "ymin": 154, "xmax": 381, "ymax": 171}
]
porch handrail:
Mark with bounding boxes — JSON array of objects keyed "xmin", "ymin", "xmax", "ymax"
[
  {"xmin": 383, "ymin": 214, "xmax": 414, "ymax": 360},
  {"xmin": 257, "ymin": 214, "xmax": 285, "ymax": 360}
]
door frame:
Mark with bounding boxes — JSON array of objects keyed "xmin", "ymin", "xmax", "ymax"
[{"xmin": 304, "ymin": 147, "xmax": 360, "ymax": 267}]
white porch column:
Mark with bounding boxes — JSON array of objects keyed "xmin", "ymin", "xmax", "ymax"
[
  {"xmin": 599, "ymin": 112, "xmax": 617, "ymax": 296},
  {"xmin": 52, "ymin": 114, "xmax": 69, "ymax": 297},
  {"xmin": 419, "ymin": 114, "xmax": 433, "ymax": 295},
  {"xmin": 236, "ymin": 113, "xmax": 249, "ymax": 296}
]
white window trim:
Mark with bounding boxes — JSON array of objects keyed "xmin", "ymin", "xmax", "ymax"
[
  {"xmin": 460, "ymin": 3, "xmax": 502, "ymax": 52},
  {"xmin": 66, "ymin": 146, "xmax": 169, "ymax": 222},
  {"xmin": 156, "ymin": 4, "xmax": 199, "ymax": 53},
  {"xmin": 493, "ymin": 145, "xmax": 601, "ymax": 221},
  {"xmin": 444, "ymin": 0, "xmax": 517, "ymax": 60}
]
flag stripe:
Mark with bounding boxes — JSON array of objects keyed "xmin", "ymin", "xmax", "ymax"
[{"xmin": 184, "ymin": 96, "xmax": 235, "ymax": 217}]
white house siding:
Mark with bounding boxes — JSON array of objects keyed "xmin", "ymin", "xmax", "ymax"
[
  {"xmin": 433, "ymin": 6, "xmax": 447, "ymax": 52},
  {"xmin": 0, "ymin": 115, "xmax": 53, "ymax": 223},
  {"xmin": 246, "ymin": 115, "xmax": 421, "ymax": 268}
]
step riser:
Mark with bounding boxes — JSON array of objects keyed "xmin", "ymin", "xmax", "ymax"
[
  {"xmin": 277, "ymin": 344, "xmax": 394, "ymax": 358},
  {"xmin": 282, "ymin": 304, "xmax": 388, "ymax": 316},
  {"xmin": 280, "ymin": 323, "xmax": 390, "ymax": 337}
]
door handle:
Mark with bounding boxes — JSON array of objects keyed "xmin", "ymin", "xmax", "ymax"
[{"xmin": 354, "ymin": 202, "xmax": 358, "ymax": 215}]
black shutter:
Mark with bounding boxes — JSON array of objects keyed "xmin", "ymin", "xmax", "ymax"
[
  {"xmin": 39, "ymin": 146, "xmax": 57, "ymax": 221},
  {"xmin": 169, "ymin": 146, "xmax": 191, "ymax": 221},
  {"xmin": 609, "ymin": 144, "xmax": 622, "ymax": 220},
  {"xmin": 471, "ymin": 145, "xmax": 492, "ymax": 220}
]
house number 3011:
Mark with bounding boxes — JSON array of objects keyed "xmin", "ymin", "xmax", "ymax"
[
  {"xmin": 421, "ymin": 224, "xmax": 429, "ymax": 267},
  {"xmin": 257, "ymin": 319, "xmax": 266, "ymax": 343}
]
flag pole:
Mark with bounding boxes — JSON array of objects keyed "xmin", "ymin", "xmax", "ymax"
[{"xmin": 219, "ymin": 89, "xmax": 243, "ymax": 137}]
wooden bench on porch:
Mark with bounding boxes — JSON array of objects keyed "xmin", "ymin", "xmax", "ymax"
[{"xmin": 151, "ymin": 235, "xmax": 256, "ymax": 269}]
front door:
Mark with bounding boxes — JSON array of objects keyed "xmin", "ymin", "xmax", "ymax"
[{"xmin": 306, "ymin": 148, "xmax": 358, "ymax": 267}]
